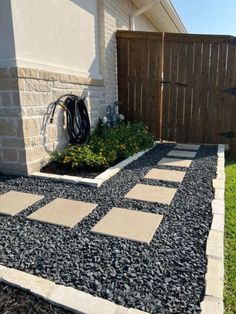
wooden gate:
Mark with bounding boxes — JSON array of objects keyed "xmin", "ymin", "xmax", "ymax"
[
  {"xmin": 117, "ymin": 31, "xmax": 163, "ymax": 138},
  {"xmin": 117, "ymin": 31, "xmax": 236, "ymax": 144}
]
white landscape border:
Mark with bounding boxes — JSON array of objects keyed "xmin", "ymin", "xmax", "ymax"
[
  {"xmin": 200, "ymin": 144, "xmax": 225, "ymax": 314},
  {"xmin": 31, "ymin": 144, "xmax": 157, "ymax": 187},
  {"xmin": 0, "ymin": 265, "xmax": 147, "ymax": 314}
]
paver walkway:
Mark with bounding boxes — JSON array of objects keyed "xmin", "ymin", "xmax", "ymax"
[{"xmin": 0, "ymin": 144, "xmax": 199, "ymax": 244}]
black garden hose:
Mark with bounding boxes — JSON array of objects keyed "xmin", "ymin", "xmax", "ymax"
[{"xmin": 50, "ymin": 94, "xmax": 90, "ymax": 145}]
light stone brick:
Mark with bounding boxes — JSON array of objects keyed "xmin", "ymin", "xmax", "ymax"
[
  {"xmin": 214, "ymin": 188, "xmax": 224, "ymax": 200},
  {"xmin": 0, "ymin": 107, "xmax": 21, "ymax": 118},
  {"xmin": 0, "ymin": 78, "xmax": 18, "ymax": 91},
  {"xmin": 0, "ymin": 68, "xmax": 17, "ymax": 78},
  {"xmin": 0, "ymin": 118, "xmax": 19, "ymax": 136},
  {"xmin": 48, "ymin": 285, "xmax": 126, "ymax": 314},
  {"xmin": 201, "ymin": 296, "xmax": 223, "ymax": 314},
  {"xmin": 206, "ymin": 230, "xmax": 224, "ymax": 259},
  {"xmin": 126, "ymin": 309, "xmax": 149, "ymax": 314},
  {"xmin": 211, "ymin": 214, "xmax": 224, "ymax": 232},
  {"xmin": 0, "ymin": 264, "xmax": 8, "ymax": 274},
  {"xmin": 24, "ymin": 136, "xmax": 44, "ymax": 148},
  {"xmin": 211, "ymin": 199, "xmax": 225, "ymax": 215},
  {"xmin": 17, "ymin": 67, "xmax": 40, "ymax": 79},
  {"xmin": 205, "ymin": 257, "xmax": 224, "ymax": 299},
  {"xmin": 25, "ymin": 79, "xmax": 54, "ymax": 92},
  {"xmin": 213, "ymin": 179, "xmax": 225, "ymax": 189},
  {"xmin": 25, "ymin": 146, "xmax": 49, "ymax": 163},
  {"xmin": 20, "ymin": 91, "xmax": 53, "ymax": 106},
  {"xmin": 22, "ymin": 118, "xmax": 42, "ymax": 137},
  {"xmin": 2, "ymin": 148, "xmax": 18, "ymax": 162},
  {"xmin": 0, "ymin": 91, "xmax": 20, "ymax": 106},
  {"xmin": 1, "ymin": 268, "xmax": 55, "ymax": 299},
  {"xmin": 216, "ymin": 173, "xmax": 225, "ymax": 180},
  {"xmin": 0, "ymin": 161, "xmax": 28, "ymax": 174},
  {"xmin": 27, "ymin": 160, "xmax": 48, "ymax": 174},
  {"xmin": 1, "ymin": 138, "xmax": 25, "ymax": 149}
]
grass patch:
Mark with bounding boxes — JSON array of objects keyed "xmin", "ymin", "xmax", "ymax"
[{"xmin": 224, "ymin": 158, "xmax": 236, "ymax": 314}]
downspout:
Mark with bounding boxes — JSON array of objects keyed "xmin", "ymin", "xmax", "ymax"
[{"xmin": 130, "ymin": 0, "xmax": 161, "ymax": 30}]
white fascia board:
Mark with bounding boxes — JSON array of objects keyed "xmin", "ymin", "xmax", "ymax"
[{"xmin": 132, "ymin": 0, "xmax": 187, "ymax": 33}]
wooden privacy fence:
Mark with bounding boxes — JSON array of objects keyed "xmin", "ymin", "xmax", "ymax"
[{"xmin": 117, "ymin": 31, "xmax": 236, "ymax": 144}]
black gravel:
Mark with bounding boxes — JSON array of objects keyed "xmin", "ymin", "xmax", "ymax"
[
  {"xmin": 0, "ymin": 282, "xmax": 73, "ymax": 314},
  {"xmin": 0, "ymin": 144, "xmax": 217, "ymax": 314}
]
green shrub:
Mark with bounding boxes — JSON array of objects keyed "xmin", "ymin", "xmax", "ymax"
[{"xmin": 50, "ymin": 122, "xmax": 154, "ymax": 171}]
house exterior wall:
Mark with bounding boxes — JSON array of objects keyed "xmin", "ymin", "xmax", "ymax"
[
  {"xmin": 0, "ymin": 0, "xmax": 159, "ymax": 175},
  {"xmin": 8, "ymin": 0, "xmax": 101, "ymax": 79},
  {"xmin": 100, "ymin": 0, "xmax": 160, "ymax": 106}
]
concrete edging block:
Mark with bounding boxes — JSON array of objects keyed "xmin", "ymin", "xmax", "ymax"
[
  {"xmin": 31, "ymin": 146, "xmax": 154, "ymax": 188},
  {"xmin": 201, "ymin": 296, "xmax": 224, "ymax": 314},
  {"xmin": 214, "ymin": 188, "xmax": 224, "ymax": 200},
  {"xmin": 206, "ymin": 230, "xmax": 224, "ymax": 259},
  {"xmin": 211, "ymin": 199, "xmax": 225, "ymax": 215},
  {"xmin": 205, "ymin": 257, "xmax": 224, "ymax": 299},
  {"xmin": 201, "ymin": 144, "xmax": 225, "ymax": 313},
  {"xmin": 211, "ymin": 214, "xmax": 225, "ymax": 232},
  {"xmin": 0, "ymin": 267, "xmax": 55, "ymax": 299},
  {"xmin": 213, "ymin": 179, "xmax": 225, "ymax": 190},
  {"xmin": 0, "ymin": 266, "xmax": 148, "ymax": 314}
]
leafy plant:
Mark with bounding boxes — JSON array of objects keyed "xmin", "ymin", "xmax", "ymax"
[{"xmin": 50, "ymin": 122, "xmax": 154, "ymax": 171}]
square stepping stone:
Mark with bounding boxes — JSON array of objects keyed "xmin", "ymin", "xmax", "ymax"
[
  {"xmin": 175, "ymin": 144, "xmax": 200, "ymax": 150},
  {"xmin": 168, "ymin": 150, "xmax": 196, "ymax": 158},
  {"xmin": 144, "ymin": 168, "xmax": 186, "ymax": 183},
  {"xmin": 125, "ymin": 184, "xmax": 176, "ymax": 205},
  {"xmin": 158, "ymin": 157, "xmax": 192, "ymax": 168},
  {"xmin": 91, "ymin": 207, "xmax": 163, "ymax": 244},
  {"xmin": 0, "ymin": 191, "xmax": 44, "ymax": 216},
  {"xmin": 27, "ymin": 198, "xmax": 97, "ymax": 228}
]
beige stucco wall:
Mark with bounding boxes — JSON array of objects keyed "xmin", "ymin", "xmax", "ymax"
[
  {"xmin": 0, "ymin": 0, "xmax": 16, "ymax": 67},
  {"xmin": 8, "ymin": 0, "xmax": 101, "ymax": 79}
]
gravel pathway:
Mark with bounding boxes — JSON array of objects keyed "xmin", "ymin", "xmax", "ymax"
[{"xmin": 0, "ymin": 144, "xmax": 217, "ymax": 314}]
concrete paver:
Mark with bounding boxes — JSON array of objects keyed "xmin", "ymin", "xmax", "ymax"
[
  {"xmin": 27, "ymin": 198, "xmax": 97, "ymax": 228},
  {"xmin": 91, "ymin": 207, "xmax": 163, "ymax": 244},
  {"xmin": 168, "ymin": 150, "xmax": 196, "ymax": 158},
  {"xmin": 144, "ymin": 168, "xmax": 186, "ymax": 183},
  {"xmin": 158, "ymin": 158, "xmax": 192, "ymax": 168},
  {"xmin": 0, "ymin": 190, "xmax": 44, "ymax": 216},
  {"xmin": 125, "ymin": 183, "xmax": 176, "ymax": 205}
]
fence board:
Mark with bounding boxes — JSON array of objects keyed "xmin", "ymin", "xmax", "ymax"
[
  {"xmin": 117, "ymin": 31, "xmax": 163, "ymax": 138},
  {"xmin": 117, "ymin": 30, "xmax": 236, "ymax": 145}
]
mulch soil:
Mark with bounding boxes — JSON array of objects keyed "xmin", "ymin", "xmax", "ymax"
[{"xmin": 0, "ymin": 282, "xmax": 73, "ymax": 314}]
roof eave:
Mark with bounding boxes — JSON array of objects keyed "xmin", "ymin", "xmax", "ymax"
[{"xmin": 132, "ymin": 0, "xmax": 187, "ymax": 33}]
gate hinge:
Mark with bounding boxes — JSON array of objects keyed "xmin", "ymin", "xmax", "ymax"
[
  {"xmin": 218, "ymin": 131, "xmax": 236, "ymax": 139},
  {"xmin": 227, "ymin": 36, "xmax": 236, "ymax": 46},
  {"xmin": 221, "ymin": 87, "xmax": 236, "ymax": 96}
]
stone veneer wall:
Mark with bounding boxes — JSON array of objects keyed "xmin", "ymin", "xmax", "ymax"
[{"xmin": 0, "ymin": 68, "xmax": 105, "ymax": 174}]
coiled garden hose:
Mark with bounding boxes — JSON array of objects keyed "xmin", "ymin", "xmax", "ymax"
[{"xmin": 50, "ymin": 94, "xmax": 90, "ymax": 145}]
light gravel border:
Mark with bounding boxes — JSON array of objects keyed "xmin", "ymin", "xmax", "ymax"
[
  {"xmin": 0, "ymin": 265, "xmax": 148, "ymax": 314},
  {"xmin": 31, "ymin": 144, "xmax": 157, "ymax": 188},
  {"xmin": 200, "ymin": 144, "xmax": 225, "ymax": 314}
]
